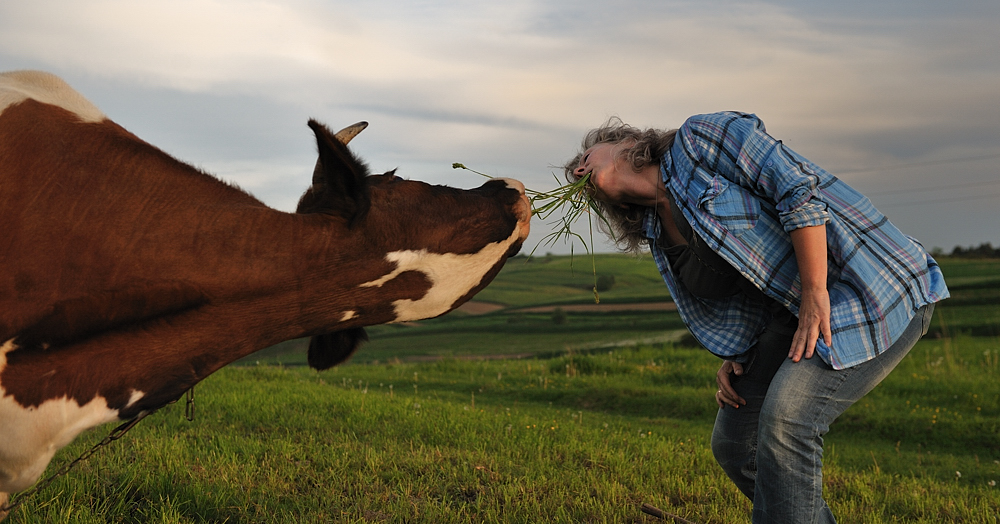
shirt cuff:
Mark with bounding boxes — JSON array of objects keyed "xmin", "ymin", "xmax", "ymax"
[
  {"xmin": 726, "ymin": 352, "xmax": 752, "ymax": 364},
  {"xmin": 779, "ymin": 196, "xmax": 829, "ymax": 232}
]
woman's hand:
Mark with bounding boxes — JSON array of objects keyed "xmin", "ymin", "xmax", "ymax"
[
  {"xmin": 789, "ymin": 225, "xmax": 832, "ymax": 362},
  {"xmin": 715, "ymin": 361, "xmax": 746, "ymax": 408},
  {"xmin": 790, "ymin": 288, "xmax": 831, "ymax": 361}
]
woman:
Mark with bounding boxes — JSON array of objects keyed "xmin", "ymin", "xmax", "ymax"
[{"xmin": 564, "ymin": 111, "xmax": 949, "ymax": 523}]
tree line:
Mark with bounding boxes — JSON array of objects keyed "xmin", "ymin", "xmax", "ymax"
[{"xmin": 933, "ymin": 242, "xmax": 1000, "ymax": 258}]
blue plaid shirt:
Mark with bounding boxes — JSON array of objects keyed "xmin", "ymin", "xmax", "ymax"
[{"xmin": 645, "ymin": 112, "xmax": 949, "ymax": 369}]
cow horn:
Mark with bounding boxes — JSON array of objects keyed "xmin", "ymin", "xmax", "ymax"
[
  {"xmin": 334, "ymin": 122, "xmax": 368, "ymax": 145},
  {"xmin": 309, "ymin": 121, "xmax": 369, "ymax": 186}
]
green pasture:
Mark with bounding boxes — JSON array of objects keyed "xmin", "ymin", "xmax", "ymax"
[
  {"xmin": 7, "ymin": 255, "xmax": 1000, "ymax": 523},
  {"xmin": 240, "ymin": 253, "xmax": 681, "ymax": 366},
  {"xmin": 470, "ymin": 253, "xmax": 673, "ymax": 306}
]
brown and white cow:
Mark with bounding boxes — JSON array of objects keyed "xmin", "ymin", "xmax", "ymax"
[{"xmin": 0, "ymin": 70, "xmax": 530, "ymax": 513}]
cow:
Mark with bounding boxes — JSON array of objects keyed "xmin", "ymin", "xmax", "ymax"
[{"xmin": 0, "ymin": 70, "xmax": 530, "ymax": 516}]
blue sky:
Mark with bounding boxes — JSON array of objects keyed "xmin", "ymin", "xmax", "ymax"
[{"xmin": 2, "ymin": 0, "xmax": 997, "ymax": 254}]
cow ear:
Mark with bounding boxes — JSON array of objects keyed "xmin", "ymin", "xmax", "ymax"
[
  {"xmin": 306, "ymin": 327, "xmax": 368, "ymax": 370},
  {"xmin": 296, "ymin": 120, "xmax": 371, "ymax": 225}
]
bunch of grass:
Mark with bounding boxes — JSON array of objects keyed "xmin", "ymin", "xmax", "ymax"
[{"xmin": 453, "ymin": 163, "xmax": 613, "ymax": 302}]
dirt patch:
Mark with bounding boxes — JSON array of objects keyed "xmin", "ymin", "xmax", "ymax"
[
  {"xmin": 384, "ymin": 329, "xmax": 690, "ymax": 363},
  {"xmin": 455, "ymin": 301, "xmax": 507, "ymax": 315},
  {"xmin": 395, "ymin": 352, "xmax": 537, "ymax": 362},
  {"xmin": 457, "ymin": 300, "xmax": 677, "ymax": 315},
  {"xmin": 515, "ymin": 302, "xmax": 677, "ymax": 313}
]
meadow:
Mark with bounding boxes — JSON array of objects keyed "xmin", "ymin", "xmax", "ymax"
[{"xmin": 7, "ymin": 255, "xmax": 999, "ymax": 523}]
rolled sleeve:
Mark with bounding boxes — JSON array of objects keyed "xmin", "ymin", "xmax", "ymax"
[
  {"xmin": 724, "ymin": 114, "xmax": 831, "ymax": 232},
  {"xmin": 778, "ymin": 195, "xmax": 829, "ymax": 231},
  {"xmin": 758, "ymin": 142, "xmax": 831, "ymax": 231}
]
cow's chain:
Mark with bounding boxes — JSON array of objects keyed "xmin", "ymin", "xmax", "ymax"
[{"xmin": 0, "ymin": 387, "xmax": 195, "ymax": 515}]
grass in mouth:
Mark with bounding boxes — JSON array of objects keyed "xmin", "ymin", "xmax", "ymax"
[{"xmin": 453, "ymin": 163, "xmax": 613, "ymax": 303}]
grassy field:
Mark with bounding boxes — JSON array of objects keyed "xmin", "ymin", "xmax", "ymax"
[
  {"xmin": 6, "ymin": 255, "xmax": 1000, "ymax": 523},
  {"xmin": 238, "ymin": 253, "xmax": 684, "ymax": 365}
]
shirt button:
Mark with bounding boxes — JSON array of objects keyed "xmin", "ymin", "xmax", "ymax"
[{"xmin": 766, "ymin": 161, "xmax": 773, "ymax": 167}]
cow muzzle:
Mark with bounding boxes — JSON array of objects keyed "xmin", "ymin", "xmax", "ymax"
[{"xmin": 492, "ymin": 177, "xmax": 531, "ymax": 242}]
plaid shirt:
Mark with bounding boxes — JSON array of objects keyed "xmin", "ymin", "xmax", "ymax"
[{"xmin": 645, "ymin": 112, "xmax": 949, "ymax": 369}]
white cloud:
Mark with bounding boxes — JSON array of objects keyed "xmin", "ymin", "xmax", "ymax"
[
  {"xmin": 0, "ymin": 0, "xmax": 353, "ymax": 89},
  {"xmin": 1, "ymin": 0, "xmax": 997, "ymax": 252},
  {"xmin": 0, "ymin": 0, "xmax": 981, "ymax": 134}
]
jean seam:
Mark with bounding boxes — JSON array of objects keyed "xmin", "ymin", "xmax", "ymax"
[{"xmin": 808, "ymin": 368, "xmax": 851, "ymax": 520}]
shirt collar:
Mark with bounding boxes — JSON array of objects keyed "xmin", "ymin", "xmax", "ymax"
[
  {"xmin": 643, "ymin": 207, "xmax": 659, "ymax": 241},
  {"xmin": 643, "ymin": 153, "xmax": 673, "ymax": 242}
]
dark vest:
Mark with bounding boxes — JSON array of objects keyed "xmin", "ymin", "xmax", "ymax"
[{"xmin": 660, "ymin": 191, "xmax": 796, "ymax": 330}]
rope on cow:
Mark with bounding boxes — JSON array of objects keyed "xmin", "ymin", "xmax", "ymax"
[{"xmin": 0, "ymin": 386, "xmax": 196, "ymax": 516}]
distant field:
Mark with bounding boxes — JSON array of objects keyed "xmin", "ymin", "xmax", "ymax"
[
  {"xmin": 238, "ymin": 253, "xmax": 999, "ymax": 366},
  {"xmin": 8, "ymin": 254, "xmax": 999, "ymax": 523},
  {"xmin": 239, "ymin": 252, "xmax": 680, "ymax": 366},
  {"xmin": 469, "ymin": 253, "xmax": 673, "ymax": 307}
]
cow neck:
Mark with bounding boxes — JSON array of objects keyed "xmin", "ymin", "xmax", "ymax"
[{"xmin": 265, "ymin": 212, "xmax": 407, "ymax": 332}]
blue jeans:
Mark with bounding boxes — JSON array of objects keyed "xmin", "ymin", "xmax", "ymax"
[{"xmin": 711, "ymin": 304, "xmax": 934, "ymax": 523}]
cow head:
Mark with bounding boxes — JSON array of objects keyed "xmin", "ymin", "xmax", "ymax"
[{"xmin": 296, "ymin": 120, "xmax": 530, "ymax": 369}]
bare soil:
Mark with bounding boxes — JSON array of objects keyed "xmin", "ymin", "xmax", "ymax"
[{"xmin": 456, "ymin": 301, "xmax": 677, "ymax": 315}]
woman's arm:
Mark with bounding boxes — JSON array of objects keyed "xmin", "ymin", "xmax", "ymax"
[
  {"xmin": 679, "ymin": 113, "xmax": 834, "ymax": 359},
  {"xmin": 789, "ymin": 225, "xmax": 832, "ymax": 361}
]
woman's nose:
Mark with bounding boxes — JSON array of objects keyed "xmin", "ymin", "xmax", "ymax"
[{"xmin": 573, "ymin": 165, "xmax": 586, "ymax": 178}]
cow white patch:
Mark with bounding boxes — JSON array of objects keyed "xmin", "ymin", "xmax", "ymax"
[
  {"xmin": 0, "ymin": 70, "xmax": 105, "ymax": 123},
  {"xmin": 340, "ymin": 311, "xmax": 358, "ymax": 322},
  {"xmin": 125, "ymin": 389, "xmax": 146, "ymax": 409},
  {"xmin": 361, "ymin": 219, "xmax": 527, "ymax": 322},
  {"xmin": 0, "ymin": 339, "xmax": 125, "ymax": 493}
]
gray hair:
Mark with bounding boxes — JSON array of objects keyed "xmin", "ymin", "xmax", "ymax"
[{"xmin": 562, "ymin": 117, "xmax": 677, "ymax": 253}]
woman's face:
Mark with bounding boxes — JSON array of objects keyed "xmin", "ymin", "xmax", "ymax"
[{"xmin": 573, "ymin": 141, "xmax": 629, "ymax": 204}]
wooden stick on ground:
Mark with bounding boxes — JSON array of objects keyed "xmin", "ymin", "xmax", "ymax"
[{"xmin": 640, "ymin": 503, "xmax": 699, "ymax": 524}]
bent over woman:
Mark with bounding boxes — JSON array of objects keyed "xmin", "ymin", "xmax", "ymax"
[{"xmin": 564, "ymin": 111, "xmax": 949, "ymax": 523}]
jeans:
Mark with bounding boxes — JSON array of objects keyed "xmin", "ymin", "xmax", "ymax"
[{"xmin": 711, "ymin": 304, "xmax": 934, "ymax": 523}]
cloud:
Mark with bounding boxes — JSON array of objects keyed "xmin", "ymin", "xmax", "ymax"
[
  {"xmin": 1, "ymin": 0, "xmax": 997, "ymax": 252},
  {"xmin": 1, "ymin": 0, "xmax": 350, "ymax": 89},
  {"xmin": 4, "ymin": 0, "xmax": 995, "ymax": 140}
]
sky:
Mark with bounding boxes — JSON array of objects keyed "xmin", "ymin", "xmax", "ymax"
[{"xmin": 1, "ymin": 0, "xmax": 997, "ymax": 255}]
